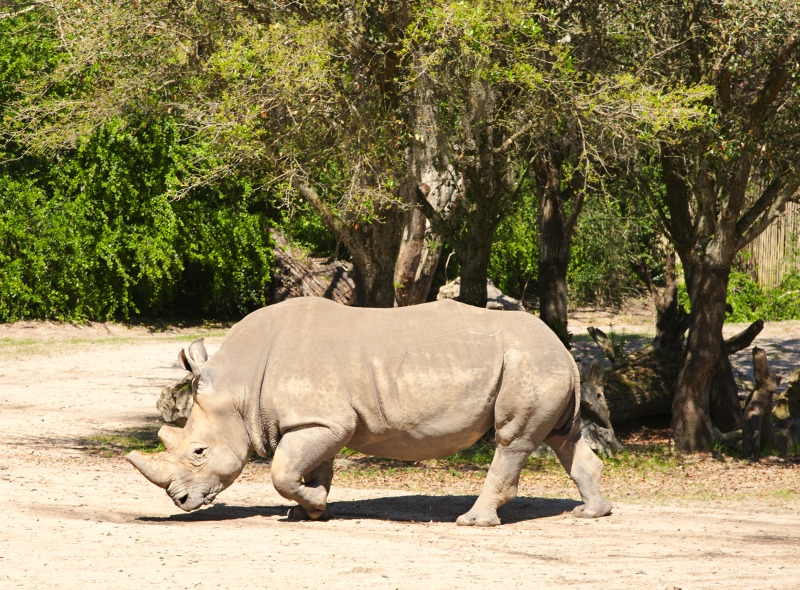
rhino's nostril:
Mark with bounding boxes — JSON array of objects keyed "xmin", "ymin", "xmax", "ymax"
[{"xmin": 177, "ymin": 493, "xmax": 189, "ymax": 505}]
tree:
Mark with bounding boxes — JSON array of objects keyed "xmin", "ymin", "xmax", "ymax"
[
  {"xmin": 512, "ymin": 3, "xmax": 711, "ymax": 344},
  {"xmin": 627, "ymin": 1, "xmax": 800, "ymax": 451},
  {"xmin": 2, "ymin": 1, "xmax": 413, "ymax": 307}
]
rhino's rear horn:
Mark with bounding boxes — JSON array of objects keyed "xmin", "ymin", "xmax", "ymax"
[
  {"xmin": 158, "ymin": 424, "xmax": 184, "ymax": 454},
  {"xmin": 179, "ymin": 338, "xmax": 208, "ymax": 377}
]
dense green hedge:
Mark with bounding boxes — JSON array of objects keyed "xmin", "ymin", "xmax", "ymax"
[{"xmin": 0, "ymin": 120, "xmax": 273, "ymax": 322}]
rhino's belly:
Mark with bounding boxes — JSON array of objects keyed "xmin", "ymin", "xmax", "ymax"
[{"xmin": 346, "ymin": 412, "xmax": 494, "ymax": 461}]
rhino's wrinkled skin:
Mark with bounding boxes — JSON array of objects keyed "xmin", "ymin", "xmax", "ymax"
[{"xmin": 127, "ymin": 298, "xmax": 612, "ymax": 525}]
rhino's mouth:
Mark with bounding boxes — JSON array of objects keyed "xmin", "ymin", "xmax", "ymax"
[{"xmin": 169, "ymin": 484, "xmax": 222, "ymax": 512}]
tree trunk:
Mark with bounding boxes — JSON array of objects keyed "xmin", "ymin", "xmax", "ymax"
[
  {"xmin": 292, "ymin": 179, "xmax": 404, "ymax": 308},
  {"xmin": 395, "ymin": 62, "xmax": 460, "ymax": 307},
  {"xmin": 451, "ymin": 79, "xmax": 510, "ymax": 309},
  {"xmin": 533, "ymin": 151, "xmax": 582, "ymax": 347},
  {"xmin": 587, "ymin": 319, "xmax": 762, "ymax": 425},
  {"xmin": 350, "ymin": 239, "xmax": 402, "ymax": 308},
  {"xmin": 395, "ymin": 186, "xmax": 431, "ymax": 307},
  {"xmin": 457, "ymin": 178, "xmax": 498, "ymax": 308},
  {"xmin": 634, "ymin": 251, "xmax": 689, "ymax": 351},
  {"xmin": 671, "ymin": 263, "xmax": 732, "ymax": 452}
]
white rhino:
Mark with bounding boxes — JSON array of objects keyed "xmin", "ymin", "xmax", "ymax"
[{"xmin": 127, "ymin": 297, "xmax": 612, "ymax": 526}]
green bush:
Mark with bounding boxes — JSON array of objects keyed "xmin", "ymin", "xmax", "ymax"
[
  {"xmin": 0, "ymin": 120, "xmax": 274, "ymax": 322},
  {"xmin": 568, "ymin": 193, "xmax": 659, "ymax": 306},
  {"xmin": 764, "ymin": 271, "xmax": 800, "ymax": 320},
  {"xmin": 488, "ymin": 190, "xmax": 538, "ymax": 299},
  {"xmin": 676, "ymin": 258, "xmax": 800, "ymax": 323}
]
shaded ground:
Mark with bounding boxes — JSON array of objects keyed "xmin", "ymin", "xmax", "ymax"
[{"xmin": 1, "ymin": 308, "xmax": 799, "ymax": 589}]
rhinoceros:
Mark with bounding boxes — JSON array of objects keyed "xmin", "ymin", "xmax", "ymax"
[{"xmin": 127, "ymin": 297, "xmax": 612, "ymax": 526}]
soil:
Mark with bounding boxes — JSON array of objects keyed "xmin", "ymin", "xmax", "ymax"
[{"xmin": 2, "ymin": 307, "xmax": 799, "ymax": 589}]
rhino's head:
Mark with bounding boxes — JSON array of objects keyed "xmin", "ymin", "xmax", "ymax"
[{"xmin": 127, "ymin": 339, "xmax": 251, "ymax": 512}]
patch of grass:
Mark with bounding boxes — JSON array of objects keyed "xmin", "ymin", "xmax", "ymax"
[
  {"xmin": 0, "ymin": 331, "xmax": 227, "ymax": 358},
  {"xmin": 440, "ymin": 440, "xmax": 495, "ymax": 467},
  {"xmin": 79, "ymin": 427, "xmax": 164, "ymax": 457},
  {"xmin": 602, "ymin": 444, "xmax": 680, "ymax": 474},
  {"xmin": 772, "ymin": 489, "xmax": 800, "ymax": 502}
]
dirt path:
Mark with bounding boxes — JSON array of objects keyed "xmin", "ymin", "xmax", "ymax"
[{"xmin": 1, "ymin": 318, "xmax": 799, "ymax": 589}]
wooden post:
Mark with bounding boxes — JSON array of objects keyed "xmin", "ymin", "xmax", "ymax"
[{"xmin": 742, "ymin": 347, "xmax": 781, "ymax": 459}]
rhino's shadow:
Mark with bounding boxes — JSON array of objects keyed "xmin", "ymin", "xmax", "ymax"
[{"xmin": 137, "ymin": 495, "xmax": 580, "ymax": 524}]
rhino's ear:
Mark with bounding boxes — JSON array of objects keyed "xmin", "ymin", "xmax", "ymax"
[{"xmin": 179, "ymin": 338, "xmax": 208, "ymax": 377}]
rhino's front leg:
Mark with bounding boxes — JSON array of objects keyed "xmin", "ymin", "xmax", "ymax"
[{"xmin": 271, "ymin": 426, "xmax": 346, "ymax": 521}]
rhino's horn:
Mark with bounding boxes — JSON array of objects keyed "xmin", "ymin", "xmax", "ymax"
[
  {"xmin": 126, "ymin": 451, "xmax": 171, "ymax": 489},
  {"xmin": 158, "ymin": 424, "xmax": 184, "ymax": 454}
]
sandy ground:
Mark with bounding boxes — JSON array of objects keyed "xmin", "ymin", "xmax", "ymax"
[{"xmin": 1, "ymin": 311, "xmax": 799, "ymax": 590}]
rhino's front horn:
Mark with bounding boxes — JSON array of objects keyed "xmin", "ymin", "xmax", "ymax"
[{"xmin": 126, "ymin": 451, "xmax": 171, "ymax": 489}]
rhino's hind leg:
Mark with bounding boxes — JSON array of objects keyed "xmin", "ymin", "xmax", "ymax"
[
  {"xmin": 457, "ymin": 440, "xmax": 533, "ymax": 527},
  {"xmin": 271, "ymin": 427, "xmax": 345, "ymax": 521},
  {"xmin": 548, "ymin": 434, "xmax": 612, "ymax": 518}
]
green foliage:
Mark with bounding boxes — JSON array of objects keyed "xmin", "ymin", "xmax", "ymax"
[
  {"xmin": 273, "ymin": 198, "xmax": 338, "ymax": 257},
  {"xmin": 676, "ymin": 255, "xmax": 800, "ymax": 322},
  {"xmin": 0, "ymin": 117, "xmax": 274, "ymax": 321},
  {"xmin": 568, "ymin": 191, "xmax": 660, "ymax": 306},
  {"xmin": 173, "ymin": 181, "xmax": 273, "ymax": 318},
  {"xmin": 488, "ymin": 190, "xmax": 538, "ymax": 299},
  {"xmin": 0, "ymin": 120, "xmax": 180, "ymax": 320}
]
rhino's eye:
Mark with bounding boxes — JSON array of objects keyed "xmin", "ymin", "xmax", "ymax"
[{"xmin": 193, "ymin": 447, "xmax": 208, "ymax": 458}]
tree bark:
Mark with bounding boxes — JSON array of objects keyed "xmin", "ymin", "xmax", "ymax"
[
  {"xmin": 671, "ymin": 260, "xmax": 733, "ymax": 451},
  {"xmin": 394, "ymin": 62, "xmax": 461, "ymax": 306},
  {"xmin": 533, "ymin": 151, "xmax": 584, "ymax": 348},
  {"xmin": 394, "ymin": 185, "xmax": 431, "ymax": 307},
  {"xmin": 457, "ymin": 168, "xmax": 501, "ymax": 308},
  {"xmin": 445, "ymin": 79, "xmax": 511, "ymax": 309}
]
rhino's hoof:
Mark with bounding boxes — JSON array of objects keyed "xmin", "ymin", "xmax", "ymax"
[
  {"xmin": 456, "ymin": 511, "xmax": 501, "ymax": 527},
  {"xmin": 571, "ymin": 499, "xmax": 612, "ymax": 519},
  {"xmin": 287, "ymin": 506, "xmax": 332, "ymax": 521}
]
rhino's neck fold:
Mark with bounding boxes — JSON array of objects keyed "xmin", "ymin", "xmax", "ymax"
[{"xmin": 241, "ymin": 377, "xmax": 278, "ymax": 458}]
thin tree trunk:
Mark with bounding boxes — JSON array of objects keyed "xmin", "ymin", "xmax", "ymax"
[
  {"xmin": 395, "ymin": 61, "xmax": 459, "ymax": 306},
  {"xmin": 533, "ymin": 151, "xmax": 582, "ymax": 347},
  {"xmin": 395, "ymin": 185, "xmax": 430, "ymax": 307}
]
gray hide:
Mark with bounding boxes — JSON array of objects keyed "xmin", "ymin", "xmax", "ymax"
[{"xmin": 127, "ymin": 297, "xmax": 612, "ymax": 526}]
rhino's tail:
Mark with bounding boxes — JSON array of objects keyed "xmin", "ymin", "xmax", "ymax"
[{"xmin": 543, "ymin": 354, "xmax": 582, "ymax": 444}]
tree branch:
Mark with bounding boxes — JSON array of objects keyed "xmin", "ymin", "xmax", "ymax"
[
  {"xmin": 291, "ymin": 176, "xmax": 348, "ymax": 239},
  {"xmin": 0, "ymin": 1, "xmax": 42, "ymax": 19},
  {"xmin": 724, "ymin": 320, "xmax": 764, "ymax": 355},
  {"xmin": 736, "ymin": 170, "xmax": 800, "ymax": 251},
  {"xmin": 746, "ymin": 32, "xmax": 800, "ymax": 133}
]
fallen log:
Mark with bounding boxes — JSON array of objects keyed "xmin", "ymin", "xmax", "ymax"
[
  {"xmin": 268, "ymin": 229, "xmax": 356, "ymax": 305},
  {"xmin": 587, "ymin": 320, "xmax": 764, "ymax": 425}
]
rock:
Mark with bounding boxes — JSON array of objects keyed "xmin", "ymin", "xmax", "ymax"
[
  {"xmin": 156, "ymin": 373, "xmax": 193, "ymax": 426},
  {"xmin": 436, "ymin": 277, "xmax": 525, "ymax": 311}
]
